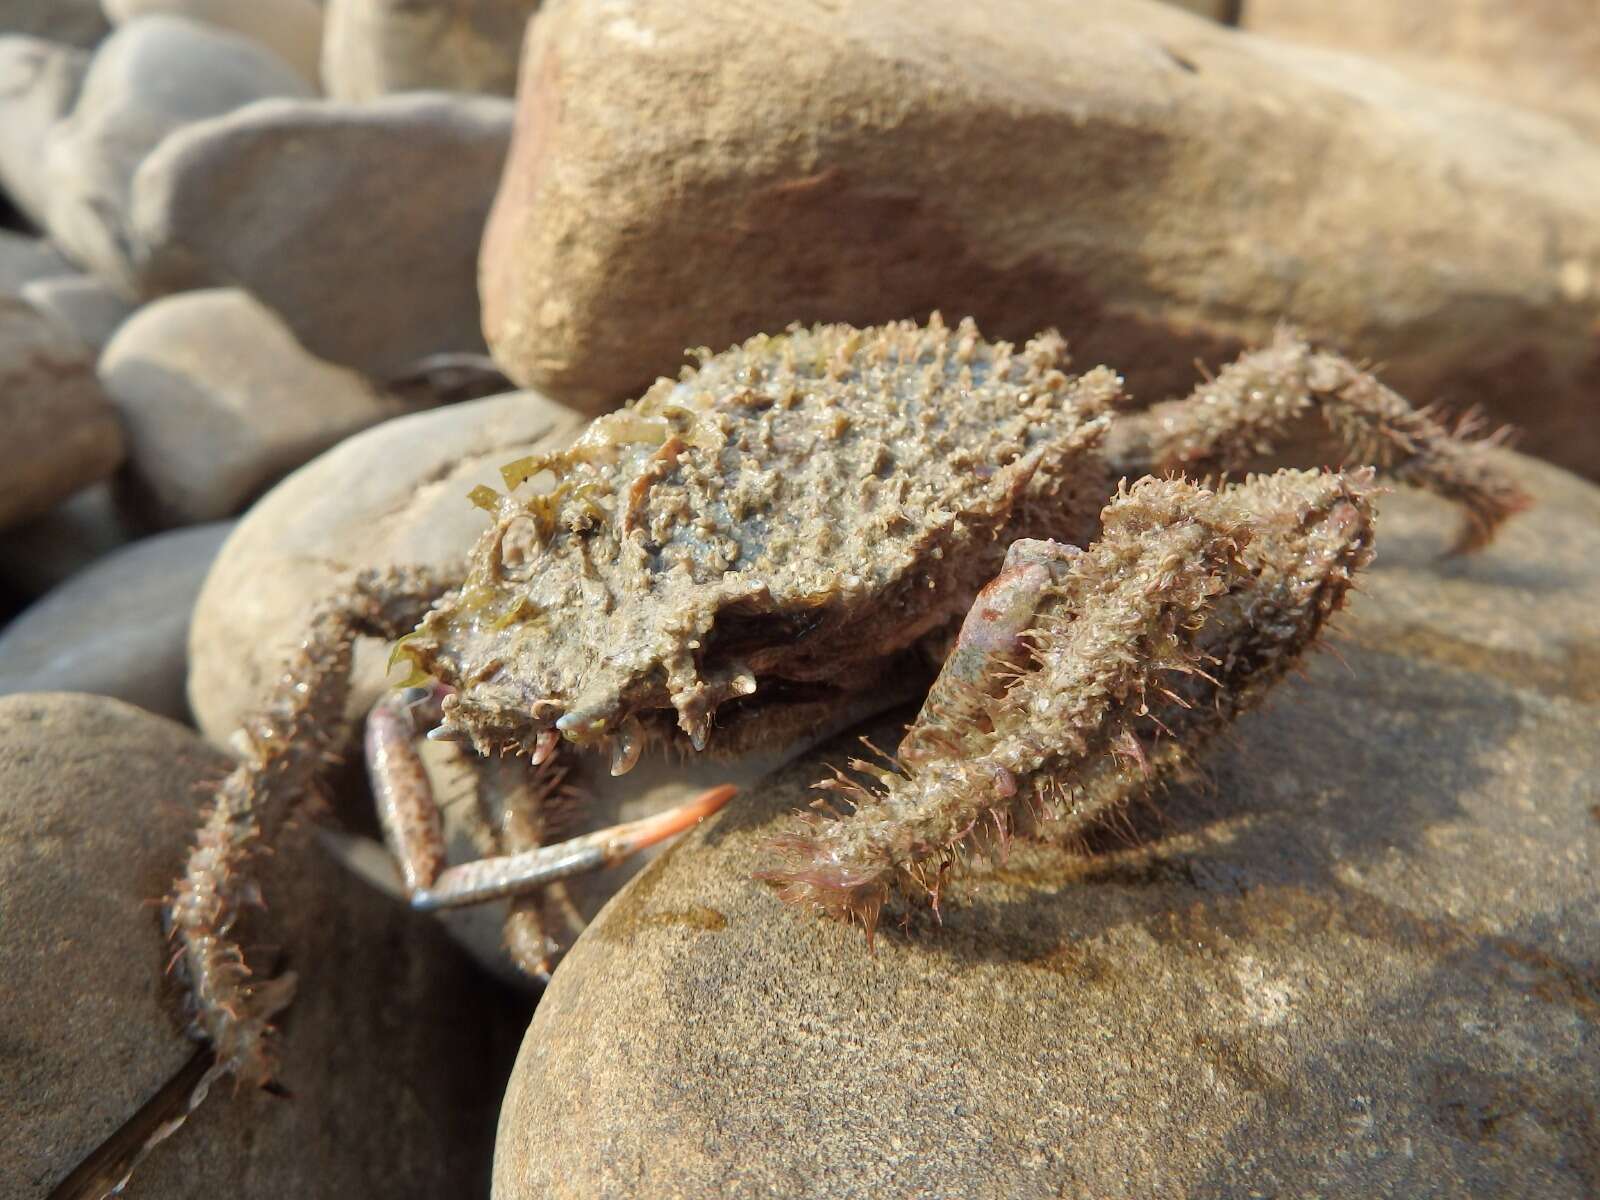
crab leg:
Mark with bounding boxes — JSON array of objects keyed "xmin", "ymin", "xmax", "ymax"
[
  {"xmin": 1108, "ymin": 327, "xmax": 1530, "ymax": 551},
  {"xmin": 409, "ymin": 784, "xmax": 737, "ymax": 911},
  {"xmin": 760, "ymin": 469, "xmax": 1377, "ymax": 939}
]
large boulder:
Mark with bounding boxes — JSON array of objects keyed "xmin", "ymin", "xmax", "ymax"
[
  {"xmin": 481, "ymin": 0, "xmax": 1600, "ymax": 479},
  {"xmin": 495, "ymin": 453, "xmax": 1600, "ymax": 1198},
  {"xmin": 1, "ymin": 693, "xmax": 525, "ymax": 1198},
  {"xmin": 131, "ymin": 92, "xmax": 513, "ymax": 376},
  {"xmin": 322, "ymin": 0, "xmax": 540, "ymax": 99}
]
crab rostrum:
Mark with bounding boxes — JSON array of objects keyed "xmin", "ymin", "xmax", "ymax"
[{"xmin": 165, "ymin": 315, "xmax": 1527, "ymax": 1101}]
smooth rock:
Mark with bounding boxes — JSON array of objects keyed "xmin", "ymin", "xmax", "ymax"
[
  {"xmin": 43, "ymin": 15, "xmax": 311, "ymax": 292},
  {"xmin": 483, "ymin": 0, "xmax": 1600, "ymax": 480},
  {"xmin": 0, "ymin": 229, "xmax": 73, "ymax": 291},
  {"xmin": 0, "ymin": 36, "xmax": 90, "ymax": 228},
  {"xmin": 0, "ymin": 0, "xmax": 108, "ymax": 47},
  {"xmin": 0, "ymin": 522, "xmax": 231, "ymax": 719},
  {"xmin": 21, "ymin": 271, "xmax": 135, "ymax": 348},
  {"xmin": 1246, "ymin": 0, "xmax": 1600, "ymax": 142},
  {"xmin": 103, "ymin": 0, "xmax": 323, "ymax": 87},
  {"xmin": 0, "ymin": 295, "xmax": 123, "ymax": 530},
  {"xmin": 0, "ymin": 482, "xmax": 142, "ymax": 595},
  {"xmin": 495, "ymin": 454, "xmax": 1600, "ymax": 1198},
  {"xmin": 0, "ymin": 692, "xmax": 524, "ymax": 1198},
  {"xmin": 132, "ymin": 92, "xmax": 512, "ymax": 375},
  {"xmin": 322, "ymin": 0, "xmax": 539, "ymax": 99},
  {"xmin": 187, "ymin": 389, "xmax": 586, "ymax": 749},
  {"xmin": 99, "ymin": 288, "xmax": 416, "ymax": 525}
]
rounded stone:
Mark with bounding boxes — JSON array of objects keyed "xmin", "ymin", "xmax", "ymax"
[
  {"xmin": 1, "ymin": 692, "xmax": 525, "ymax": 1198},
  {"xmin": 103, "ymin": 0, "xmax": 323, "ymax": 87},
  {"xmin": 99, "ymin": 288, "xmax": 417, "ymax": 525},
  {"xmin": 322, "ymin": 0, "xmax": 539, "ymax": 99},
  {"xmin": 131, "ymin": 91, "xmax": 512, "ymax": 376},
  {"xmin": 0, "ymin": 38, "xmax": 89, "ymax": 230},
  {"xmin": 0, "ymin": 294, "xmax": 123, "ymax": 531},
  {"xmin": 0, "ymin": 522, "xmax": 232, "ymax": 720},
  {"xmin": 495, "ymin": 454, "xmax": 1600, "ymax": 1198},
  {"xmin": 20, "ymin": 272, "xmax": 135, "ymax": 349}
]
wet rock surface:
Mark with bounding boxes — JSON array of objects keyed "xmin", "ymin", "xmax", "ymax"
[
  {"xmin": 1, "ymin": 693, "xmax": 527, "ymax": 1198},
  {"xmin": 187, "ymin": 390, "xmax": 587, "ymax": 750},
  {"xmin": 0, "ymin": 294, "xmax": 123, "ymax": 530},
  {"xmin": 323, "ymin": 0, "xmax": 540, "ymax": 99},
  {"xmin": 0, "ymin": 522, "xmax": 230, "ymax": 719},
  {"xmin": 100, "ymin": 287, "xmax": 415, "ymax": 525},
  {"xmin": 132, "ymin": 91, "xmax": 513, "ymax": 375},
  {"xmin": 495, "ymin": 454, "xmax": 1600, "ymax": 1199},
  {"xmin": 482, "ymin": 0, "xmax": 1600, "ymax": 479}
]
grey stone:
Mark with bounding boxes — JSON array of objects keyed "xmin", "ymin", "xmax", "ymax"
[
  {"xmin": 42, "ymin": 15, "xmax": 311, "ymax": 292},
  {"xmin": 0, "ymin": 0, "xmax": 108, "ymax": 47},
  {"xmin": 0, "ymin": 692, "xmax": 524, "ymax": 1197},
  {"xmin": 0, "ymin": 483, "xmax": 141, "ymax": 596},
  {"xmin": 0, "ymin": 36, "xmax": 90, "ymax": 228},
  {"xmin": 132, "ymin": 91, "xmax": 512, "ymax": 375},
  {"xmin": 0, "ymin": 229, "xmax": 73, "ymax": 291},
  {"xmin": 0, "ymin": 522, "xmax": 231, "ymax": 719},
  {"xmin": 186, "ymin": 388, "xmax": 586, "ymax": 750},
  {"xmin": 481, "ymin": 0, "xmax": 1600, "ymax": 481},
  {"xmin": 98, "ymin": 288, "xmax": 416, "ymax": 525},
  {"xmin": 20, "ymin": 271, "xmax": 135, "ymax": 348},
  {"xmin": 322, "ymin": 0, "xmax": 539, "ymax": 99},
  {"xmin": 0, "ymin": 295, "xmax": 122, "ymax": 530},
  {"xmin": 495, "ymin": 453, "xmax": 1600, "ymax": 1198},
  {"xmin": 103, "ymin": 0, "xmax": 323, "ymax": 87}
]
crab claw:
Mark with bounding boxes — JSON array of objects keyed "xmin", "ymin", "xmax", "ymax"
[{"xmin": 410, "ymin": 784, "xmax": 738, "ymax": 910}]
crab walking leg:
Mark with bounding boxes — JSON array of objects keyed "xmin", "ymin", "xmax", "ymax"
[
  {"xmin": 759, "ymin": 469, "xmax": 1377, "ymax": 939},
  {"xmin": 410, "ymin": 784, "xmax": 738, "ymax": 911},
  {"xmin": 165, "ymin": 566, "xmax": 456, "ymax": 1088},
  {"xmin": 1108, "ymin": 327, "xmax": 1530, "ymax": 551}
]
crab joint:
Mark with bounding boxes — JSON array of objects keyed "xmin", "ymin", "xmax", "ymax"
[{"xmin": 409, "ymin": 784, "xmax": 738, "ymax": 911}]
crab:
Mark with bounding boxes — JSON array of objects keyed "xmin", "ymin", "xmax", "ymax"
[{"xmin": 164, "ymin": 314, "xmax": 1528, "ymax": 1091}]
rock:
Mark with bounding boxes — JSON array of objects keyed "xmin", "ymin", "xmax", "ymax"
[
  {"xmin": 0, "ymin": 0, "xmax": 108, "ymax": 47},
  {"xmin": 1161, "ymin": 0, "xmax": 1238, "ymax": 20},
  {"xmin": 0, "ymin": 483, "xmax": 142, "ymax": 596},
  {"xmin": 1245, "ymin": 0, "xmax": 1600, "ymax": 143},
  {"xmin": 322, "ymin": 0, "xmax": 539, "ymax": 99},
  {"xmin": 0, "ymin": 692, "xmax": 524, "ymax": 1198},
  {"xmin": 186, "ymin": 389, "xmax": 586, "ymax": 750},
  {"xmin": 132, "ymin": 92, "xmax": 512, "ymax": 376},
  {"xmin": 42, "ymin": 15, "xmax": 311, "ymax": 292},
  {"xmin": 0, "ymin": 230, "xmax": 73, "ymax": 291},
  {"xmin": 495, "ymin": 454, "xmax": 1600, "ymax": 1198},
  {"xmin": 482, "ymin": 0, "xmax": 1600, "ymax": 481},
  {"xmin": 103, "ymin": 0, "xmax": 323, "ymax": 87},
  {"xmin": 21, "ymin": 271, "xmax": 135, "ymax": 348},
  {"xmin": 98, "ymin": 288, "xmax": 416, "ymax": 525},
  {"xmin": 0, "ymin": 522, "xmax": 231, "ymax": 720},
  {"xmin": 0, "ymin": 295, "xmax": 123, "ymax": 530},
  {"xmin": 0, "ymin": 37, "xmax": 90, "ymax": 229}
]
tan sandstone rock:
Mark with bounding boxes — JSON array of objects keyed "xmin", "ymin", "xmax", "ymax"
[
  {"xmin": 481, "ymin": 0, "xmax": 1600, "ymax": 479},
  {"xmin": 494, "ymin": 453, "xmax": 1600, "ymax": 1198}
]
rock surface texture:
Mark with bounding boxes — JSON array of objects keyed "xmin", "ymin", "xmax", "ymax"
[
  {"xmin": 482, "ymin": 0, "xmax": 1600, "ymax": 479},
  {"xmin": 0, "ymin": 693, "xmax": 524, "ymax": 1198},
  {"xmin": 322, "ymin": 0, "xmax": 540, "ymax": 99},
  {"xmin": 0, "ymin": 522, "xmax": 231, "ymax": 719},
  {"xmin": 103, "ymin": 0, "xmax": 324, "ymax": 88},
  {"xmin": 0, "ymin": 295, "xmax": 123, "ymax": 530},
  {"xmin": 99, "ymin": 288, "xmax": 414, "ymax": 525},
  {"xmin": 495, "ymin": 454, "xmax": 1600, "ymax": 1199},
  {"xmin": 1246, "ymin": 0, "xmax": 1600, "ymax": 142},
  {"xmin": 41, "ymin": 15, "xmax": 311, "ymax": 291},
  {"xmin": 187, "ymin": 390, "xmax": 586, "ymax": 750},
  {"xmin": 132, "ymin": 92, "xmax": 513, "ymax": 376}
]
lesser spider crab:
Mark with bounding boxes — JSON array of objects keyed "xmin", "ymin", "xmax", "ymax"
[{"xmin": 165, "ymin": 315, "xmax": 1527, "ymax": 1092}]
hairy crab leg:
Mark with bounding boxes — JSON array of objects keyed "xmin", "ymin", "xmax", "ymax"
[
  {"xmin": 759, "ymin": 469, "xmax": 1377, "ymax": 940},
  {"xmin": 410, "ymin": 784, "xmax": 738, "ymax": 911},
  {"xmin": 1107, "ymin": 326, "xmax": 1530, "ymax": 552},
  {"xmin": 165, "ymin": 566, "xmax": 456, "ymax": 1089}
]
